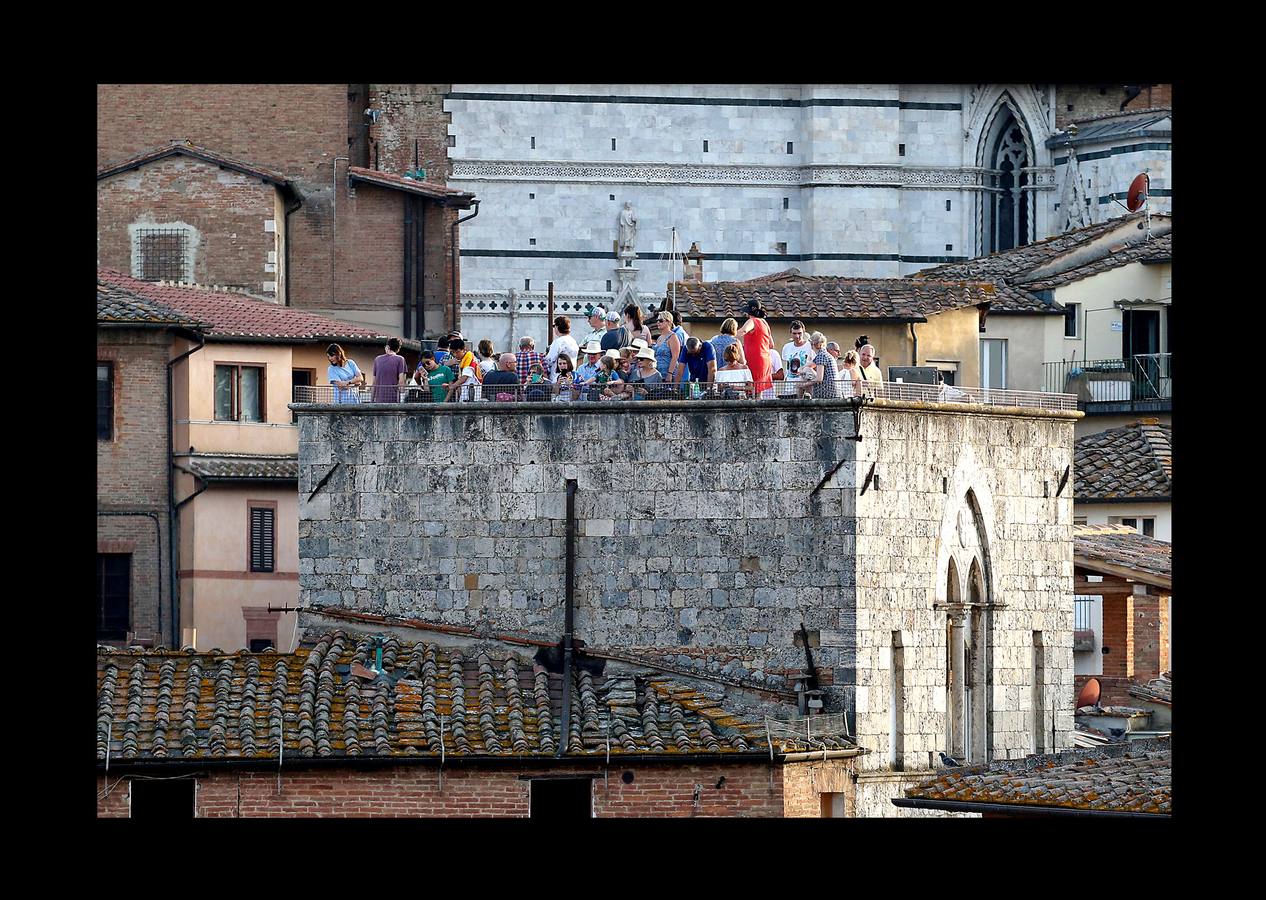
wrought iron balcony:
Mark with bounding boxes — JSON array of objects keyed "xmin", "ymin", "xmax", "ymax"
[{"xmin": 1043, "ymin": 353, "xmax": 1171, "ymax": 415}]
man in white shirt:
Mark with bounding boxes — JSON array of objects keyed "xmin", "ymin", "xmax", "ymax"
[
  {"xmin": 781, "ymin": 320, "xmax": 816, "ymax": 387},
  {"xmin": 858, "ymin": 343, "xmax": 883, "ymax": 384}
]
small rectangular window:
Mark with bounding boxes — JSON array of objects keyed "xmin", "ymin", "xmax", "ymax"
[
  {"xmin": 291, "ymin": 369, "xmax": 313, "ymax": 423},
  {"xmin": 98, "ymin": 363, "xmax": 114, "ymax": 440},
  {"xmin": 215, "ymin": 365, "xmax": 265, "ymax": 423},
  {"xmin": 945, "ymin": 244, "xmax": 953, "ymax": 252},
  {"xmin": 776, "ymin": 242, "xmax": 788, "ymax": 255},
  {"xmin": 130, "ymin": 778, "xmax": 195, "ymax": 819},
  {"xmin": 447, "ymin": 134, "xmax": 456, "ymax": 148},
  {"xmin": 250, "ymin": 506, "xmax": 275, "ymax": 573},
  {"xmin": 525, "ymin": 279, "xmax": 531, "ymax": 291},
  {"xmin": 529, "ymin": 193, "xmax": 535, "ymax": 200},
  {"xmin": 97, "ymin": 553, "xmax": 131, "ymax": 641},
  {"xmin": 1142, "ymin": 518, "xmax": 1155, "ymax": 538},
  {"xmin": 783, "ymin": 197, "xmax": 789, "ymax": 210},
  {"xmin": 980, "ymin": 339, "xmax": 1007, "ymax": 390},
  {"xmin": 530, "ymin": 778, "xmax": 592, "ymax": 818},
  {"xmin": 786, "ymin": 142, "xmax": 794, "ymax": 154},
  {"xmin": 820, "ymin": 793, "xmax": 846, "ymax": 818},
  {"xmin": 529, "ymin": 238, "xmax": 536, "ymax": 246},
  {"xmin": 249, "ymin": 638, "xmax": 275, "ymax": 653},
  {"xmin": 946, "ymin": 200, "xmax": 952, "ymax": 211},
  {"xmin": 611, "ymin": 138, "xmax": 617, "ymax": 150},
  {"xmin": 898, "ymin": 144, "xmax": 905, "ymax": 156},
  {"xmin": 609, "ymin": 194, "xmax": 615, "ymax": 201},
  {"xmin": 1064, "ymin": 303, "xmax": 1080, "ymax": 338},
  {"xmin": 606, "ymin": 280, "xmax": 612, "ymax": 292},
  {"xmin": 530, "ymin": 137, "xmax": 536, "ymax": 149},
  {"xmin": 703, "ymin": 140, "xmax": 709, "ymax": 153}
]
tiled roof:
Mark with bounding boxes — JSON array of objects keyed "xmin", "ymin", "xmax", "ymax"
[
  {"xmin": 1128, "ymin": 672, "xmax": 1172, "ymax": 705},
  {"xmin": 1022, "ymin": 232, "xmax": 1172, "ymax": 291},
  {"xmin": 912, "ymin": 214, "xmax": 1170, "ymax": 312},
  {"xmin": 98, "ymin": 140, "xmax": 290, "ymax": 188},
  {"xmin": 348, "ymin": 167, "xmax": 477, "ymax": 207},
  {"xmin": 1075, "ymin": 420, "xmax": 1172, "ymax": 501},
  {"xmin": 95, "ymin": 631, "xmax": 799, "ymax": 764},
  {"xmin": 179, "ymin": 454, "xmax": 298, "ymax": 482},
  {"xmin": 669, "ymin": 269, "xmax": 994, "ymax": 321},
  {"xmin": 97, "ymin": 280, "xmax": 206, "ymax": 329},
  {"xmin": 902, "ymin": 739, "xmax": 1171, "ymax": 816},
  {"xmin": 1074, "ymin": 525, "xmax": 1172, "ymax": 588},
  {"xmin": 97, "ymin": 268, "xmax": 390, "ymax": 344}
]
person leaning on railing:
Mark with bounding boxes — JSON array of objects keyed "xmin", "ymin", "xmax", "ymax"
[
  {"xmin": 413, "ymin": 351, "xmax": 454, "ymax": 403},
  {"xmin": 627, "ymin": 346, "xmax": 665, "ymax": 400},
  {"xmin": 326, "ymin": 343, "xmax": 365, "ymax": 404},
  {"xmin": 483, "ymin": 353, "xmax": 521, "ymax": 401}
]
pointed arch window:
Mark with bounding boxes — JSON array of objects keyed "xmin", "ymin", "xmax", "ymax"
[{"xmin": 980, "ymin": 102, "xmax": 1033, "ymax": 255}]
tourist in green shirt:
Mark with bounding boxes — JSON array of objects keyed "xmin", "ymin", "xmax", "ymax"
[{"xmin": 414, "ymin": 351, "xmax": 455, "ymax": 403}]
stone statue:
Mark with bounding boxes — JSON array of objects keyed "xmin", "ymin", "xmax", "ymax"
[{"xmin": 617, "ymin": 202, "xmax": 638, "ymax": 256}]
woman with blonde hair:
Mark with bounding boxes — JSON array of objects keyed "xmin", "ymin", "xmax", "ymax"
[
  {"xmin": 710, "ymin": 317, "xmax": 740, "ymax": 364},
  {"xmin": 838, "ymin": 348, "xmax": 863, "ymax": 397},
  {"xmin": 326, "ymin": 343, "xmax": 365, "ymax": 404},
  {"xmin": 714, "ymin": 341, "xmax": 753, "ymax": 399}
]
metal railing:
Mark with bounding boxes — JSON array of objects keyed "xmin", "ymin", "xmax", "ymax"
[
  {"xmin": 293, "ymin": 378, "xmax": 1078, "ymax": 411},
  {"xmin": 1074, "ymin": 599, "xmax": 1093, "ymax": 632},
  {"xmin": 1043, "ymin": 353, "xmax": 1172, "ymax": 405}
]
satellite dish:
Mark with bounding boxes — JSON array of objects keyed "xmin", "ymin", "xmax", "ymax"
[
  {"xmin": 1126, "ymin": 172, "xmax": 1150, "ymax": 212},
  {"xmin": 1077, "ymin": 677, "xmax": 1102, "ymax": 709}
]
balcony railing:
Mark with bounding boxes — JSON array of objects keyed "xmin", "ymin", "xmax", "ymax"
[
  {"xmin": 1043, "ymin": 353, "xmax": 1171, "ymax": 412},
  {"xmin": 293, "ymin": 379, "xmax": 1078, "ymax": 412}
]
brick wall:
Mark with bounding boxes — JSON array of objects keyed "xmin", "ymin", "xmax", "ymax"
[
  {"xmin": 98, "ymin": 328, "xmax": 175, "ymax": 642},
  {"xmin": 1100, "ymin": 595, "xmax": 1129, "ymax": 679},
  {"xmin": 97, "ymin": 157, "xmax": 280, "ymax": 297},
  {"xmin": 1055, "ymin": 84, "xmax": 1173, "ymax": 127},
  {"xmin": 98, "ymin": 762, "xmax": 783, "ymax": 818},
  {"xmin": 367, "ymin": 85, "xmax": 453, "ymax": 179},
  {"xmin": 782, "ymin": 758, "xmax": 855, "ymax": 817},
  {"xmin": 97, "ymin": 775, "xmax": 131, "ymax": 817},
  {"xmin": 1129, "ymin": 593, "xmax": 1161, "ymax": 683},
  {"xmin": 97, "ymin": 84, "xmax": 459, "ymax": 326},
  {"xmin": 1158, "ymin": 594, "xmax": 1170, "ymax": 673}
]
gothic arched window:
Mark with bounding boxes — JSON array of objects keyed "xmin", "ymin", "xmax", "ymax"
[{"xmin": 982, "ymin": 107, "xmax": 1032, "ymax": 254}]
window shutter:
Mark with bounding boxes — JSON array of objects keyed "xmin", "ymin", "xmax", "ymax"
[{"xmin": 250, "ymin": 507, "xmax": 275, "ymax": 573}]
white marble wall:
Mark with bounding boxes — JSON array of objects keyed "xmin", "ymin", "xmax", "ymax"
[{"xmin": 445, "ymin": 84, "xmax": 1061, "ymax": 298}]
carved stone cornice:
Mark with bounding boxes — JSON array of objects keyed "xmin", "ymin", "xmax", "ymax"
[{"xmin": 451, "ymin": 159, "xmax": 1028, "ymax": 191}]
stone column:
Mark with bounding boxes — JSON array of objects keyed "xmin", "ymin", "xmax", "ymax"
[{"xmin": 948, "ymin": 610, "xmax": 967, "ymax": 760}]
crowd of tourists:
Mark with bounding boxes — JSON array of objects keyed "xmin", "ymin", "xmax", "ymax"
[{"xmin": 325, "ymin": 300, "xmax": 886, "ymax": 404}]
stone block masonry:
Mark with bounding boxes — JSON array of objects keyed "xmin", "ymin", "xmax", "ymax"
[{"xmin": 297, "ymin": 398, "xmax": 1078, "ymax": 784}]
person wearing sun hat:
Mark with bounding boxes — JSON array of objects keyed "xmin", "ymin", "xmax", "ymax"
[{"xmin": 575, "ymin": 340, "xmax": 604, "ymax": 383}]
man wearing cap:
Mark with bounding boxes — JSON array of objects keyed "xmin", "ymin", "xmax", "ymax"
[
  {"xmin": 600, "ymin": 309, "xmax": 630, "ymax": 352},
  {"xmin": 582, "ymin": 306, "xmax": 607, "ymax": 348}
]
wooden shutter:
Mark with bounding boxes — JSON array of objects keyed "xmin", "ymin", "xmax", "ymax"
[{"xmin": 250, "ymin": 507, "xmax": 275, "ymax": 573}]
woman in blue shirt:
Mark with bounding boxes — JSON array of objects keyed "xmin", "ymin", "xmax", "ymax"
[{"xmin": 326, "ymin": 343, "xmax": 365, "ymax": 404}]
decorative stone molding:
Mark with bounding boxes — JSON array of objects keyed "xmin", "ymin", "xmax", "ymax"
[
  {"xmin": 461, "ymin": 290, "xmax": 660, "ymax": 315},
  {"xmin": 451, "ymin": 159, "xmax": 1025, "ymax": 191}
]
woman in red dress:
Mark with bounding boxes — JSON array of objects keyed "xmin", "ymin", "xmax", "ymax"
[{"xmin": 735, "ymin": 299, "xmax": 774, "ymax": 398}]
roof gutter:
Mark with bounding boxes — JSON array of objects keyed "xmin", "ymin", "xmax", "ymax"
[
  {"xmin": 450, "ymin": 200, "xmax": 480, "ymax": 333},
  {"xmin": 891, "ymin": 797, "xmax": 1167, "ymax": 819},
  {"xmin": 779, "ymin": 748, "xmax": 863, "ymax": 763},
  {"xmin": 283, "ymin": 193, "xmax": 303, "ymax": 307}
]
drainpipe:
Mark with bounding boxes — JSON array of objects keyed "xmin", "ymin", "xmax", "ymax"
[
  {"xmin": 909, "ymin": 322, "xmax": 918, "ymax": 366},
  {"xmin": 416, "ymin": 198, "xmax": 425, "ymax": 340},
  {"xmin": 96, "ymin": 511, "xmax": 163, "ymax": 643},
  {"xmin": 331, "ymin": 157, "xmax": 349, "ymax": 305},
  {"xmin": 168, "ymin": 330, "xmax": 206, "ymax": 649},
  {"xmin": 450, "ymin": 200, "xmax": 481, "ymax": 334},
  {"xmin": 282, "ymin": 194, "xmax": 303, "ymax": 308},
  {"xmin": 403, "ymin": 195, "xmax": 413, "ymax": 339},
  {"xmin": 558, "ymin": 478, "xmax": 577, "ymax": 756}
]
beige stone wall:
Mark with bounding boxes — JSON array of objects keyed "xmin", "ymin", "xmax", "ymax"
[
  {"xmin": 850, "ymin": 404, "xmax": 1076, "ymax": 808},
  {"xmin": 782, "ymin": 758, "xmax": 856, "ymax": 817}
]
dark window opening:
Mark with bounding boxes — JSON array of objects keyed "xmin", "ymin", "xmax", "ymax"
[
  {"xmin": 97, "ymin": 553, "xmax": 131, "ymax": 641},
  {"xmin": 250, "ymin": 507, "xmax": 275, "ymax": 573},
  {"xmin": 130, "ymin": 778, "xmax": 195, "ymax": 819},
  {"xmin": 530, "ymin": 778, "xmax": 592, "ymax": 818},
  {"xmin": 98, "ymin": 362, "xmax": 114, "ymax": 440},
  {"xmin": 898, "ymin": 144, "xmax": 905, "ymax": 156},
  {"xmin": 945, "ymin": 244, "xmax": 953, "ymax": 252},
  {"xmin": 529, "ymin": 193, "xmax": 535, "ymax": 200},
  {"xmin": 529, "ymin": 238, "xmax": 536, "ymax": 245},
  {"xmin": 776, "ymin": 242, "xmax": 787, "ymax": 254},
  {"xmin": 291, "ymin": 369, "xmax": 314, "ymax": 423},
  {"xmin": 783, "ymin": 197, "xmax": 789, "ymax": 209},
  {"xmin": 786, "ymin": 142, "xmax": 794, "ymax": 154},
  {"xmin": 250, "ymin": 638, "xmax": 275, "ymax": 652},
  {"xmin": 703, "ymin": 140, "xmax": 709, "ymax": 152},
  {"xmin": 1064, "ymin": 303, "xmax": 1080, "ymax": 338},
  {"xmin": 136, "ymin": 228, "xmax": 189, "ymax": 282},
  {"xmin": 946, "ymin": 200, "xmax": 952, "ymax": 211},
  {"xmin": 215, "ymin": 364, "xmax": 265, "ymax": 423},
  {"xmin": 524, "ymin": 279, "xmax": 531, "ymax": 291},
  {"xmin": 530, "ymin": 136, "xmax": 536, "ymax": 149},
  {"xmin": 611, "ymin": 138, "xmax": 617, "ymax": 150},
  {"xmin": 447, "ymin": 134, "xmax": 456, "ymax": 148},
  {"xmin": 606, "ymin": 280, "xmax": 612, "ymax": 292},
  {"xmin": 609, "ymin": 194, "xmax": 615, "ymax": 201}
]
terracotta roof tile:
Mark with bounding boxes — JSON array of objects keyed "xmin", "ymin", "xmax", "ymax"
[
  {"xmin": 98, "ymin": 268, "xmax": 390, "ymax": 344},
  {"xmin": 97, "ymin": 281, "xmax": 207, "ymax": 328},
  {"xmin": 1022, "ymin": 232, "xmax": 1172, "ymax": 291},
  {"xmin": 913, "ymin": 214, "xmax": 1171, "ymax": 312},
  {"xmin": 95, "ymin": 631, "xmax": 776, "ymax": 764},
  {"xmin": 347, "ymin": 167, "xmax": 476, "ymax": 206},
  {"xmin": 1075, "ymin": 420, "xmax": 1172, "ymax": 501},
  {"xmin": 1128, "ymin": 671, "xmax": 1172, "ymax": 705},
  {"xmin": 904, "ymin": 739, "xmax": 1171, "ymax": 815},
  {"xmin": 1074, "ymin": 524, "xmax": 1171, "ymax": 586},
  {"xmin": 670, "ymin": 269, "xmax": 994, "ymax": 321},
  {"xmin": 179, "ymin": 454, "xmax": 298, "ymax": 482}
]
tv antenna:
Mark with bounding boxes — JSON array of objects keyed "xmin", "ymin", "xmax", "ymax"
[{"xmin": 1110, "ymin": 171, "xmax": 1152, "ymax": 240}]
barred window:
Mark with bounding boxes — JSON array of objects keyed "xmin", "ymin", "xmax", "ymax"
[
  {"xmin": 97, "ymin": 362, "xmax": 114, "ymax": 440},
  {"xmin": 135, "ymin": 227, "xmax": 191, "ymax": 281},
  {"xmin": 250, "ymin": 506, "xmax": 275, "ymax": 573}
]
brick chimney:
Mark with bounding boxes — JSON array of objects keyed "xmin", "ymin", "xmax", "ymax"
[{"xmin": 682, "ymin": 242, "xmax": 705, "ymax": 282}]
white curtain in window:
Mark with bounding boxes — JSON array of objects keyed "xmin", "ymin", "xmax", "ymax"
[
  {"xmin": 241, "ymin": 367, "xmax": 262, "ymax": 422},
  {"xmin": 214, "ymin": 366, "xmax": 234, "ymax": 421}
]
